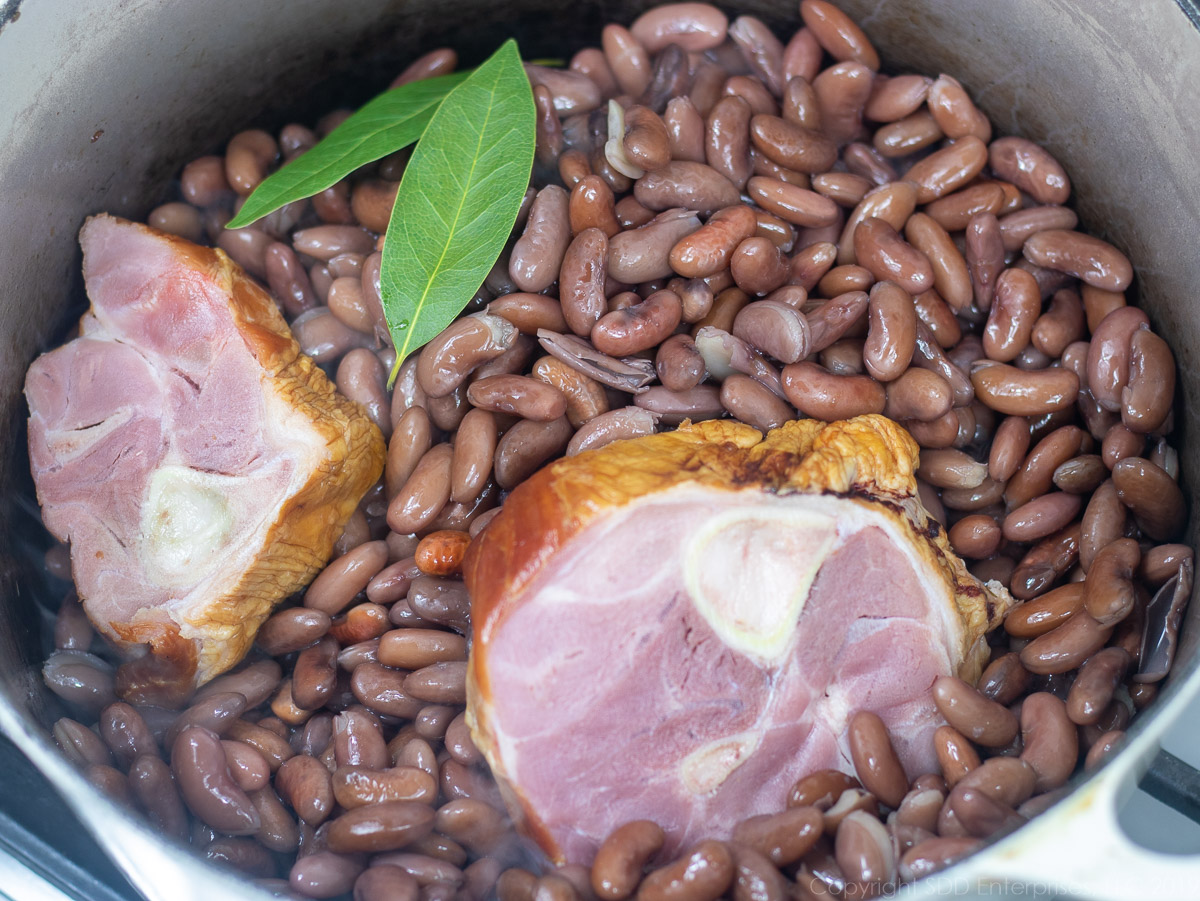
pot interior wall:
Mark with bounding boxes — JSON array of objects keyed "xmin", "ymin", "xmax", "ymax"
[{"xmin": 1, "ymin": 0, "xmax": 1198, "ymax": 829}]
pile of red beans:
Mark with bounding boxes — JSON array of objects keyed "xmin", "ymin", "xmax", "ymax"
[{"xmin": 37, "ymin": 1, "xmax": 1193, "ymax": 898}]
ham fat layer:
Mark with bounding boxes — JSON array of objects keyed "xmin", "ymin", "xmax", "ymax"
[
  {"xmin": 465, "ymin": 415, "xmax": 1013, "ymax": 865},
  {"xmin": 25, "ymin": 215, "xmax": 384, "ymax": 700}
]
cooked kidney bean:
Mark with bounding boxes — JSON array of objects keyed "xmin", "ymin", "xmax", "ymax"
[
  {"xmin": 947, "ymin": 514, "xmax": 1001, "ymax": 559},
  {"xmin": 1016, "ymin": 692, "xmax": 1079, "ymax": 793},
  {"xmin": 850, "ymin": 217, "xmax": 931, "ymax": 295},
  {"xmin": 781, "ymin": 362, "xmax": 885, "ymax": 421},
  {"xmin": 1141, "ymin": 544, "xmax": 1194, "ymax": 585},
  {"xmin": 745, "ymin": 176, "xmax": 838, "ymax": 228},
  {"xmin": 970, "ymin": 361, "xmax": 1078, "ymax": 416},
  {"xmin": 810, "ymin": 61, "xmax": 871, "ymax": 143},
  {"xmin": 1020, "ymin": 609, "xmax": 1113, "ymax": 675},
  {"xmin": 1112, "ymin": 456, "xmax": 1185, "ymax": 540},
  {"xmin": 730, "ymin": 300, "xmax": 809, "ymax": 364},
  {"xmin": 1002, "ymin": 492, "xmax": 1083, "ymax": 543},
  {"xmin": 669, "ymin": 205, "xmax": 757, "ymax": 279},
  {"xmin": 493, "ymin": 416, "xmax": 573, "ymax": 489},
  {"xmin": 1083, "ymin": 538, "xmax": 1140, "ymax": 626},
  {"xmin": 532, "ymin": 355, "xmax": 611, "ymax": 426},
  {"xmin": 1010, "ymin": 523, "xmax": 1081, "ymax": 599},
  {"xmin": 465, "ymin": 375, "xmax": 566, "ymax": 422},
  {"xmin": 806, "ymin": 290, "xmax": 869, "ymax": 352},
  {"xmin": 883, "ymin": 368, "xmax": 951, "ymax": 423},
  {"xmin": 927, "ymin": 74, "xmax": 990, "ymax": 141},
  {"xmin": 172, "ymin": 726, "xmax": 260, "ymax": 834},
  {"xmin": 566, "ymin": 406, "xmax": 660, "ymax": 456},
  {"xmin": 703, "ymin": 95, "xmax": 753, "ymax": 191},
  {"xmin": 1005, "ymin": 583, "xmax": 1085, "ymax": 639},
  {"xmin": 637, "ymin": 840, "xmax": 733, "ymax": 901},
  {"xmin": 787, "ymin": 770, "xmax": 861, "ymax": 813},
  {"xmin": 857, "ymin": 280, "xmax": 915, "ymax": 382},
  {"xmin": 932, "ymin": 676, "xmax": 1018, "ymax": 748},
  {"xmin": 1023, "ymin": 229, "xmax": 1133, "ymax": 292},
  {"xmin": 1051, "ymin": 454, "xmax": 1106, "ymax": 495},
  {"xmin": 1065, "ymin": 647, "xmax": 1131, "ymax": 728},
  {"xmin": 1121, "ymin": 328, "xmax": 1174, "ymax": 433},
  {"xmin": 898, "ymin": 836, "xmax": 980, "ymax": 883},
  {"xmin": 635, "ymin": 160, "xmax": 739, "ymax": 215},
  {"xmin": 837, "ymin": 181, "xmax": 917, "ymax": 265},
  {"xmin": 905, "ymin": 136, "xmax": 988, "ymax": 203},
  {"xmin": 304, "ymin": 541, "xmax": 389, "ymax": 617},
  {"xmin": 987, "ymin": 137, "xmax": 1070, "ymax": 205},
  {"xmin": 846, "ymin": 711, "xmax": 907, "ymax": 809},
  {"xmin": 718, "ymin": 374, "xmax": 792, "ymax": 431},
  {"xmin": 651, "ymin": 334, "xmax": 704, "ymax": 391},
  {"xmin": 728, "ymin": 807, "xmax": 822, "ymax": 869},
  {"xmin": 835, "ymin": 810, "xmax": 895, "ymax": 896},
  {"xmin": 417, "ymin": 314, "xmax": 518, "ymax": 399},
  {"xmin": 873, "ymin": 109, "xmax": 943, "ymax": 158},
  {"xmin": 664, "ymin": 96, "xmax": 706, "ymax": 162},
  {"xmin": 588, "ymin": 820, "xmax": 666, "ymax": 900},
  {"xmin": 987, "ymin": 416, "xmax": 1029, "ymax": 483}
]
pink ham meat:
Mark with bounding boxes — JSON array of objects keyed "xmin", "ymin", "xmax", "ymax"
[
  {"xmin": 465, "ymin": 416, "xmax": 1013, "ymax": 865},
  {"xmin": 25, "ymin": 215, "xmax": 384, "ymax": 703}
]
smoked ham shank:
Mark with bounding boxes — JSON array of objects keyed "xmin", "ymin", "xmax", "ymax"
[
  {"xmin": 465, "ymin": 415, "xmax": 1013, "ymax": 865},
  {"xmin": 25, "ymin": 215, "xmax": 385, "ymax": 701}
]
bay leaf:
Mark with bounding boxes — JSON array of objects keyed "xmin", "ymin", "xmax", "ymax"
[
  {"xmin": 226, "ymin": 70, "xmax": 468, "ymax": 229},
  {"xmin": 381, "ymin": 38, "xmax": 535, "ymax": 383}
]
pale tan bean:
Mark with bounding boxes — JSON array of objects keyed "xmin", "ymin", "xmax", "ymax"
[
  {"xmin": 670, "ymin": 204, "xmax": 757, "ymax": 278},
  {"xmin": 720, "ymin": 374, "xmax": 794, "ymax": 431},
  {"xmin": 1112, "ymin": 457, "xmax": 1185, "ymax": 540},
  {"xmin": 781, "ymin": 362, "xmax": 885, "ymax": 420},
  {"xmin": 494, "ymin": 417, "xmax": 573, "ymax": 489},
  {"xmin": 1002, "ymin": 492, "xmax": 1083, "ymax": 543},
  {"xmin": 532, "ymin": 355, "xmax": 610, "ymax": 426},
  {"xmin": 970, "ymin": 361, "xmax": 1079, "ymax": 416},
  {"xmin": 905, "ymin": 136, "xmax": 989, "ymax": 203},
  {"xmin": 1019, "ymin": 610, "xmax": 1113, "ymax": 675},
  {"xmin": 567, "ymin": 407, "xmax": 659, "ymax": 456},
  {"xmin": 510, "ymin": 185, "xmax": 571, "ymax": 293},
  {"xmin": 304, "ymin": 541, "xmax": 389, "ymax": 616},
  {"xmin": 655, "ymin": 334, "xmax": 706, "ymax": 391},
  {"xmin": 905, "ymin": 213, "xmax": 971, "ymax": 312},
  {"xmin": 927, "ymin": 74, "xmax": 991, "ymax": 141},
  {"xmin": 746, "ymin": 176, "xmax": 839, "ymax": 228},
  {"xmin": 932, "ymin": 676, "xmax": 1018, "ymax": 748},
  {"xmin": 387, "ymin": 444, "xmax": 453, "ymax": 535},
  {"xmin": 1122, "ymin": 328, "xmax": 1174, "ymax": 433},
  {"xmin": 837, "ymin": 180, "xmax": 918, "ymax": 265},
  {"xmin": 812, "ymin": 61, "xmax": 873, "ymax": 144},
  {"xmin": 988, "ymin": 137, "xmax": 1070, "ymax": 204},
  {"xmin": 884, "ymin": 368, "xmax": 951, "ymax": 422},
  {"xmin": 1023, "ymin": 229, "xmax": 1133, "ymax": 292},
  {"xmin": 800, "ymin": 0, "xmax": 880, "ymax": 69},
  {"xmin": 873, "ymin": 109, "xmax": 943, "ymax": 158},
  {"xmin": 416, "ymin": 313, "xmax": 517, "ymax": 399}
]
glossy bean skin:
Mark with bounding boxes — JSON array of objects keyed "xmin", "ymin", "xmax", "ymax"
[
  {"xmin": 1023, "ymin": 229, "xmax": 1133, "ymax": 292},
  {"xmin": 731, "ymin": 806, "xmax": 822, "ymax": 866},
  {"xmin": 1018, "ymin": 693, "xmax": 1079, "ymax": 792},
  {"xmin": 988, "ymin": 137, "xmax": 1070, "ymax": 204},
  {"xmin": 591, "ymin": 820, "xmax": 666, "ymax": 901},
  {"xmin": 172, "ymin": 726, "xmax": 261, "ymax": 835},
  {"xmin": 1122, "ymin": 328, "xmax": 1174, "ymax": 434},
  {"xmin": 1004, "ymin": 583, "xmax": 1085, "ymax": 638},
  {"xmin": 670, "ymin": 205, "xmax": 757, "ymax": 278},
  {"xmin": 305, "ymin": 542, "xmax": 390, "ymax": 617},
  {"xmin": 494, "ymin": 417, "xmax": 574, "ymax": 489},
  {"xmin": 720, "ymin": 374, "xmax": 795, "ymax": 431},
  {"xmin": 970, "ymin": 362, "xmax": 1079, "ymax": 417},
  {"xmin": 467, "ymin": 375, "xmax": 567, "ymax": 422},
  {"xmin": 781, "ymin": 362, "xmax": 886, "ymax": 421},
  {"xmin": 853, "ymin": 217, "xmax": 933, "ymax": 296},
  {"xmin": 567, "ymin": 407, "xmax": 660, "ymax": 456},
  {"xmin": 838, "ymin": 181, "xmax": 918, "ymax": 265},
  {"xmin": 905, "ymin": 136, "xmax": 988, "ymax": 203},
  {"xmin": 593, "ymin": 289, "xmax": 683, "ymax": 356},
  {"xmin": 416, "ymin": 314, "xmax": 517, "ymax": 399},
  {"xmin": 732, "ymin": 300, "xmax": 810, "ymax": 364},
  {"xmin": 862, "ymin": 280, "xmax": 916, "ymax": 381},
  {"xmin": 1020, "ymin": 610, "xmax": 1113, "ymax": 675},
  {"xmin": 746, "ymin": 177, "xmax": 838, "ymax": 228},
  {"xmin": 1112, "ymin": 457, "xmax": 1185, "ymax": 540},
  {"xmin": 983, "ymin": 268, "xmax": 1040, "ymax": 362},
  {"xmin": 932, "ymin": 676, "xmax": 1018, "ymax": 748},
  {"xmin": 884, "ymin": 368, "xmax": 952, "ymax": 423},
  {"xmin": 730, "ymin": 237, "xmax": 790, "ymax": 295},
  {"xmin": 1087, "ymin": 306, "xmax": 1149, "ymax": 412},
  {"xmin": 637, "ymin": 840, "xmax": 734, "ymax": 901},
  {"xmin": 1011, "ymin": 524, "xmax": 1081, "ymax": 600},
  {"xmin": 1084, "ymin": 538, "xmax": 1140, "ymax": 626},
  {"xmin": 1002, "ymin": 492, "xmax": 1083, "ymax": 543},
  {"xmin": 533, "ymin": 355, "xmax": 611, "ymax": 426},
  {"xmin": 847, "ymin": 711, "xmax": 907, "ymax": 808},
  {"xmin": 610, "ymin": 209, "xmax": 702, "ymax": 283}
]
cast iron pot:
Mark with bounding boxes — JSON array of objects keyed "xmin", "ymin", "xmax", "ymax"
[{"xmin": 2, "ymin": 1, "xmax": 1200, "ymax": 898}]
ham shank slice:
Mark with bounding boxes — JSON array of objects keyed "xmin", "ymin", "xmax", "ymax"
[
  {"xmin": 464, "ymin": 414, "xmax": 1013, "ymax": 865},
  {"xmin": 25, "ymin": 215, "xmax": 385, "ymax": 703}
]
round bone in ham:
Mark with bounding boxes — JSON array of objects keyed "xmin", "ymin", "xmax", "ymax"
[{"xmin": 464, "ymin": 414, "xmax": 1013, "ymax": 865}]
